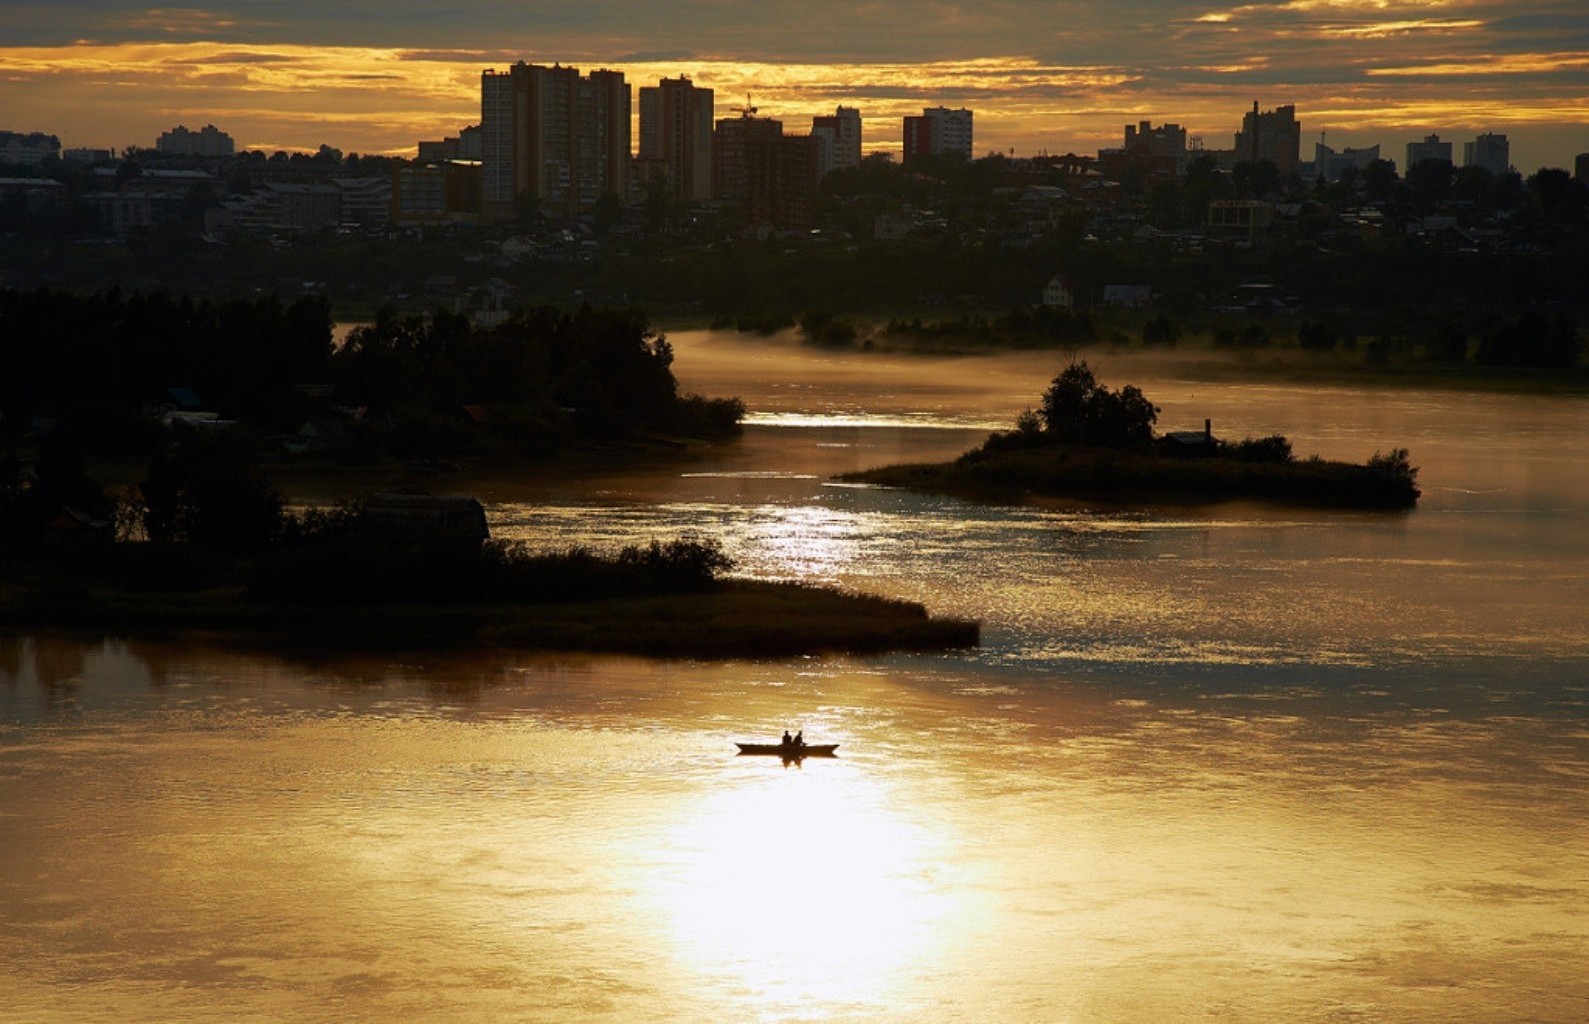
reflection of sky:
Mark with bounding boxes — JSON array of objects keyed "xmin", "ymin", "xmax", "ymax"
[{"xmin": 3, "ymin": 2, "xmax": 1585, "ymax": 168}]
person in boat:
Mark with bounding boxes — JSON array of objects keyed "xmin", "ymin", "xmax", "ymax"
[
  {"xmin": 793, "ymin": 730, "xmax": 804, "ymax": 748},
  {"xmin": 782, "ymin": 730, "xmax": 793, "ymax": 746}
]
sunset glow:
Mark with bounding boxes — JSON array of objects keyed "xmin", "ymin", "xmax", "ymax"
[{"xmin": 2, "ymin": 0, "xmax": 1584, "ymax": 169}]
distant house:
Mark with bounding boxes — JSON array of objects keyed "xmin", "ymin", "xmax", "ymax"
[
  {"xmin": 1158, "ymin": 419, "xmax": 1219, "ymax": 456},
  {"xmin": 359, "ymin": 493, "xmax": 490, "ymax": 545},
  {"xmin": 285, "ymin": 416, "xmax": 352, "ymax": 455},
  {"xmin": 1102, "ymin": 284, "xmax": 1152, "ymax": 309},
  {"xmin": 1042, "ymin": 275, "xmax": 1076, "ymax": 309}
]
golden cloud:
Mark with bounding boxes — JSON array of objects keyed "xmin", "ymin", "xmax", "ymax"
[
  {"xmin": 1325, "ymin": 19, "xmax": 1486, "ymax": 37},
  {"xmin": 1366, "ymin": 52, "xmax": 1589, "ymax": 74}
]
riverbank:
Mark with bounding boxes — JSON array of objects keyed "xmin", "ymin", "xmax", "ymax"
[{"xmin": 0, "ymin": 579, "xmax": 978, "ymax": 659}]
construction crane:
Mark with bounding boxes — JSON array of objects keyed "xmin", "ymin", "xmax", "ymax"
[{"xmin": 733, "ymin": 95, "xmax": 757, "ymax": 118}]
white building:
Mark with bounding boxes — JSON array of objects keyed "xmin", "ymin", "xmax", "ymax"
[
  {"xmin": 1464, "ymin": 133, "xmax": 1510, "ymax": 175},
  {"xmin": 812, "ymin": 106, "xmax": 862, "ymax": 175},
  {"xmin": 1042, "ymin": 275, "xmax": 1075, "ymax": 309},
  {"xmin": 1406, "ymin": 134, "xmax": 1453, "ymax": 168},
  {"xmin": 904, "ymin": 107, "xmax": 973, "ymax": 160}
]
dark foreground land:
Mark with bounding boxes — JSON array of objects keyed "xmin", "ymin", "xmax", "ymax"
[{"xmin": 0, "ymin": 579, "xmax": 978, "ymax": 659}]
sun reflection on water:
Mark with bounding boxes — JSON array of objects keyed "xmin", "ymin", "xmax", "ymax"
[{"xmin": 650, "ymin": 760, "xmax": 958, "ymax": 1013}]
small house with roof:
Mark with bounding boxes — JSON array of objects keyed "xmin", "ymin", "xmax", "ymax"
[{"xmin": 1042, "ymin": 275, "xmax": 1076, "ymax": 309}]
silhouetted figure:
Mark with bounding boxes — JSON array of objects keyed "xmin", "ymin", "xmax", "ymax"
[
  {"xmin": 793, "ymin": 730, "xmax": 804, "ymax": 748},
  {"xmin": 782, "ymin": 730, "xmax": 792, "ymax": 746}
]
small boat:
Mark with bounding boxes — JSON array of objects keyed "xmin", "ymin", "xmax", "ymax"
[{"xmin": 736, "ymin": 742, "xmax": 839, "ymax": 758}]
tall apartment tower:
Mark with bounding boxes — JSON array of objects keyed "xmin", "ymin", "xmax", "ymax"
[
  {"xmin": 1233, "ymin": 102, "xmax": 1301, "ymax": 175},
  {"xmin": 811, "ymin": 106, "xmax": 862, "ymax": 178},
  {"xmin": 1406, "ymin": 134, "xmax": 1453, "ymax": 168},
  {"xmin": 479, "ymin": 62, "xmax": 630, "ymax": 218},
  {"xmin": 638, "ymin": 76, "xmax": 714, "ymax": 203},
  {"xmin": 745, "ymin": 134, "xmax": 818, "ymax": 231},
  {"xmin": 902, "ymin": 106, "xmax": 973, "ymax": 161},
  {"xmin": 714, "ymin": 114, "xmax": 784, "ymax": 200},
  {"xmin": 1464, "ymin": 133, "xmax": 1510, "ymax": 175}
]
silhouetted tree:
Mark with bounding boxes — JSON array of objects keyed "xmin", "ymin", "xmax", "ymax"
[{"xmin": 1039, "ymin": 362, "xmax": 1158, "ymax": 446}]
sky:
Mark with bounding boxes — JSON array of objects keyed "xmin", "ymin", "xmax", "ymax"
[{"xmin": 2, "ymin": 1, "xmax": 1586, "ymax": 173}]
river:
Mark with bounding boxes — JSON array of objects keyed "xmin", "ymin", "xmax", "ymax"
[{"xmin": 2, "ymin": 331, "xmax": 1586, "ymax": 1022}]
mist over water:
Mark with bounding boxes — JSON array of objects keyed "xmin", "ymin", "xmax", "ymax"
[{"xmin": 2, "ymin": 330, "xmax": 1586, "ymax": 1022}]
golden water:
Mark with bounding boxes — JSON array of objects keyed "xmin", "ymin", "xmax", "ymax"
[{"xmin": 2, "ymin": 333, "xmax": 1586, "ymax": 1022}]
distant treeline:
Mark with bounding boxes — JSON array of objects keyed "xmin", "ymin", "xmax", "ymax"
[{"xmin": 0, "ymin": 289, "xmax": 743, "ymax": 461}]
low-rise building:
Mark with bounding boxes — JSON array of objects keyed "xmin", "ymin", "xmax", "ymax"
[
  {"xmin": 391, "ymin": 161, "xmax": 482, "ymax": 226},
  {"xmin": 83, "ymin": 191, "xmax": 185, "ymax": 233},
  {"xmin": 0, "ymin": 131, "xmax": 60, "ymax": 166},
  {"xmin": 1207, "ymin": 199, "xmax": 1275, "ymax": 236},
  {"xmin": 0, "ymin": 177, "xmax": 68, "ymax": 215}
]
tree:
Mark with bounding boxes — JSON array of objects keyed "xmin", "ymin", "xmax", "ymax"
[
  {"xmin": 1142, "ymin": 313, "xmax": 1180, "ymax": 347},
  {"xmin": 139, "ymin": 440, "xmax": 285, "ymax": 552},
  {"xmin": 1406, "ymin": 159, "xmax": 1454, "ymax": 209},
  {"xmin": 1362, "ymin": 159, "xmax": 1398, "ymax": 202},
  {"xmin": 1232, "ymin": 160, "xmax": 1280, "ymax": 199},
  {"xmin": 1038, "ymin": 362, "xmax": 1158, "ymax": 446}
]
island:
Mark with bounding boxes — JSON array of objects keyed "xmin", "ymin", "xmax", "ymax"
[{"xmin": 842, "ymin": 362, "xmax": 1421, "ymax": 510}]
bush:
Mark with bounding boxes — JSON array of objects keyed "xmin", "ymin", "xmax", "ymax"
[{"xmin": 1227, "ymin": 435, "xmax": 1294, "ymax": 463}]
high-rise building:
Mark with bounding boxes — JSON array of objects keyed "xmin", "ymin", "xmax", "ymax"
[
  {"xmin": 638, "ymin": 76, "xmax": 714, "ymax": 203},
  {"xmin": 745, "ymin": 133, "xmax": 818, "ymax": 231},
  {"xmin": 1233, "ymin": 102, "xmax": 1300, "ymax": 175},
  {"xmin": 1464, "ymin": 133, "xmax": 1510, "ymax": 175},
  {"xmin": 809, "ymin": 123, "xmax": 838, "ymax": 181},
  {"xmin": 1405, "ymin": 134, "xmax": 1452, "ymax": 169},
  {"xmin": 714, "ymin": 114, "xmax": 783, "ymax": 201},
  {"xmin": 156, "ymin": 124, "xmax": 234, "ymax": 158},
  {"xmin": 479, "ymin": 62, "xmax": 630, "ymax": 218},
  {"xmin": 903, "ymin": 107, "xmax": 973, "ymax": 161},
  {"xmin": 811, "ymin": 106, "xmax": 862, "ymax": 177}
]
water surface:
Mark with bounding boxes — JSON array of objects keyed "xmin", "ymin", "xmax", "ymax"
[{"xmin": 2, "ymin": 334, "xmax": 1586, "ymax": 1022}]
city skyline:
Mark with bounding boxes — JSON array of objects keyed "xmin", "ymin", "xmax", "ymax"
[{"xmin": 1, "ymin": 2, "xmax": 1586, "ymax": 172}]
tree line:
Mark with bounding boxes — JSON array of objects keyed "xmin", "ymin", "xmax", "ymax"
[{"xmin": 0, "ymin": 288, "xmax": 743, "ymax": 463}]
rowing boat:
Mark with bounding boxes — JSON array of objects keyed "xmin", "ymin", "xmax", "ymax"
[{"xmin": 735, "ymin": 742, "xmax": 839, "ymax": 757}]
